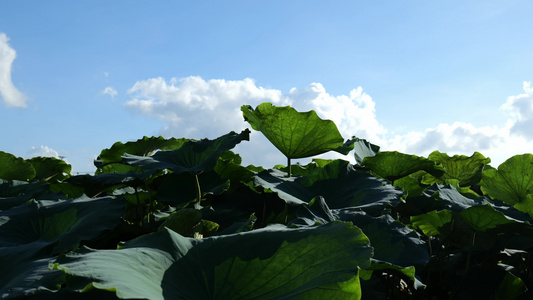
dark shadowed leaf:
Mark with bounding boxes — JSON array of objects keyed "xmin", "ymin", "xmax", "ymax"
[
  {"xmin": 0, "ymin": 195, "xmax": 125, "ymax": 252},
  {"xmin": 122, "ymin": 130, "xmax": 250, "ymax": 175},
  {"xmin": 254, "ymin": 160, "xmax": 403, "ymax": 214},
  {"xmin": 53, "ymin": 222, "xmax": 372, "ymax": 299},
  {"xmin": 335, "ymin": 210, "xmax": 429, "ymax": 267},
  {"xmin": 95, "ymin": 136, "xmax": 189, "ymax": 167}
]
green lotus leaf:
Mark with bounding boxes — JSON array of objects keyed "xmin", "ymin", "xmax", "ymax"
[
  {"xmin": 335, "ymin": 210, "xmax": 429, "ymax": 267},
  {"xmin": 493, "ymin": 271, "xmax": 527, "ymax": 300},
  {"xmin": 0, "ymin": 151, "xmax": 36, "ymax": 181},
  {"xmin": 362, "ymin": 151, "xmax": 445, "ymax": 182},
  {"xmin": 53, "ymin": 222, "xmax": 372, "ymax": 299},
  {"xmin": 480, "ymin": 154, "xmax": 533, "ymax": 213},
  {"xmin": 27, "ymin": 156, "xmax": 72, "ymax": 182},
  {"xmin": 0, "ymin": 195, "xmax": 125, "ymax": 253},
  {"xmin": 359, "ymin": 259, "xmax": 425, "ymax": 294},
  {"xmin": 65, "ymin": 172, "xmax": 151, "ymax": 197},
  {"xmin": 428, "ymin": 151, "xmax": 490, "ymax": 187},
  {"xmin": 0, "ymin": 253, "xmax": 64, "ymax": 298},
  {"xmin": 0, "ymin": 180, "xmax": 53, "ymax": 210},
  {"xmin": 254, "ymin": 160, "xmax": 403, "ymax": 214},
  {"xmin": 0, "ymin": 195, "xmax": 125, "ymax": 296},
  {"xmin": 433, "ymin": 184, "xmax": 489, "ymax": 212},
  {"xmin": 410, "ymin": 210, "xmax": 453, "ymax": 237},
  {"xmin": 95, "ymin": 136, "xmax": 190, "ymax": 167},
  {"xmin": 460, "ymin": 204, "xmax": 515, "ymax": 232},
  {"xmin": 122, "ymin": 130, "xmax": 250, "ymax": 175},
  {"xmin": 241, "ymin": 103, "xmax": 345, "ymax": 159},
  {"xmin": 353, "ymin": 138, "xmax": 380, "ymax": 165}
]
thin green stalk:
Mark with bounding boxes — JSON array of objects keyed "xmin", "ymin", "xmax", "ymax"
[{"xmin": 195, "ymin": 174, "xmax": 202, "ymax": 202}]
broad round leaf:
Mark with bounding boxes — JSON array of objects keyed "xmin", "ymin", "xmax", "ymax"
[
  {"xmin": 123, "ymin": 130, "xmax": 250, "ymax": 175},
  {"xmin": 480, "ymin": 154, "xmax": 533, "ymax": 206},
  {"xmin": 27, "ymin": 156, "xmax": 72, "ymax": 182},
  {"xmin": 362, "ymin": 151, "xmax": 445, "ymax": 182},
  {"xmin": 96, "ymin": 136, "xmax": 189, "ymax": 167},
  {"xmin": 428, "ymin": 151, "xmax": 490, "ymax": 187},
  {"xmin": 241, "ymin": 103, "xmax": 345, "ymax": 159},
  {"xmin": 0, "ymin": 151, "xmax": 36, "ymax": 181},
  {"xmin": 53, "ymin": 222, "xmax": 372, "ymax": 299}
]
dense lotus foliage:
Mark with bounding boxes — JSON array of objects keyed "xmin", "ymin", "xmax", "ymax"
[{"xmin": 1, "ymin": 103, "xmax": 532, "ymax": 299}]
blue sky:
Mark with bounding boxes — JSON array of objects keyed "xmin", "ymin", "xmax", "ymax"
[{"xmin": 1, "ymin": 1, "xmax": 533, "ymax": 173}]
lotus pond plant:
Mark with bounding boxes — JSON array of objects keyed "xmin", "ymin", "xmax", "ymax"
[{"xmin": 0, "ymin": 103, "xmax": 532, "ymax": 299}]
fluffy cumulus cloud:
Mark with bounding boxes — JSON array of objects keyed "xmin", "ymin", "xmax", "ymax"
[
  {"xmin": 125, "ymin": 76, "xmax": 533, "ymax": 168},
  {"xmin": 502, "ymin": 81, "xmax": 533, "ymax": 140},
  {"xmin": 288, "ymin": 83, "xmax": 387, "ymax": 144},
  {"xmin": 0, "ymin": 33, "xmax": 27, "ymax": 108},
  {"xmin": 27, "ymin": 145, "xmax": 60, "ymax": 158},
  {"xmin": 386, "ymin": 122, "xmax": 504, "ymax": 156},
  {"xmin": 102, "ymin": 86, "xmax": 118, "ymax": 98},
  {"xmin": 125, "ymin": 76, "xmax": 290, "ymax": 138}
]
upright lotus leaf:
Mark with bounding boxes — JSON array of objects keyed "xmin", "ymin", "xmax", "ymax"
[
  {"xmin": 0, "ymin": 151, "xmax": 36, "ymax": 181},
  {"xmin": 362, "ymin": 151, "xmax": 445, "ymax": 183},
  {"xmin": 353, "ymin": 138, "xmax": 380, "ymax": 165},
  {"xmin": 53, "ymin": 222, "xmax": 372, "ymax": 299},
  {"xmin": 27, "ymin": 156, "xmax": 72, "ymax": 182},
  {"xmin": 480, "ymin": 154, "xmax": 533, "ymax": 215},
  {"xmin": 241, "ymin": 103, "xmax": 345, "ymax": 160},
  {"xmin": 428, "ymin": 151, "xmax": 490, "ymax": 187},
  {"xmin": 122, "ymin": 129, "xmax": 250, "ymax": 175},
  {"xmin": 0, "ymin": 195, "xmax": 125, "ymax": 253},
  {"xmin": 460, "ymin": 204, "xmax": 516, "ymax": 232},
  {"xmin": 95, "ymin": 136, "xmax": 190, "ymax": 167}
]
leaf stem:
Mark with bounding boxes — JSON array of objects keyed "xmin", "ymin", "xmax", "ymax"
[
  {"xmin": 287, "ymin": 157, "xmax": 291, "ymax": 177},
  {"xmin": 195, "ymin": 174, "xmax": 202, "ymax": 202}
]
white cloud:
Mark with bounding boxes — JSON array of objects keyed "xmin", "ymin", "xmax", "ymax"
[
  {"xmin": 102, "ymin": 86, "xmax": 118, "ymax": 97},
  {"xmin": 385, "ymin": 122, "xmax": 504, "ymax": 156},
  {"xmin": 501, "ymin": 81, "xmax": 533, "ymax": 140},
  {"xmin": 27, "ymin": 145, "xmax": 60, "ymax": 159},
  {"xmin": 125, "ymin": 76, "xmax": 533, "ymax": 168},
  {"xmin": 288, "ymin": 83, "xmax": 387, "ymax": 144},
  {"xmin": 0, "ymin": 33, "xmax": 27, "ymax": 108},
  {"xmin": 126, "ymin": 76, "xmax": 290, "ymax": 137}
]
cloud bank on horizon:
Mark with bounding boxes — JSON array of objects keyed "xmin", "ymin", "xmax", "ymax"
[
  {"xmin": 0, "ymin": 33, "xmax": 27, "ymax": 108},
  {"xmin": 124, "ymin": 76, "xmax": 533, "ymax": 167}
]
